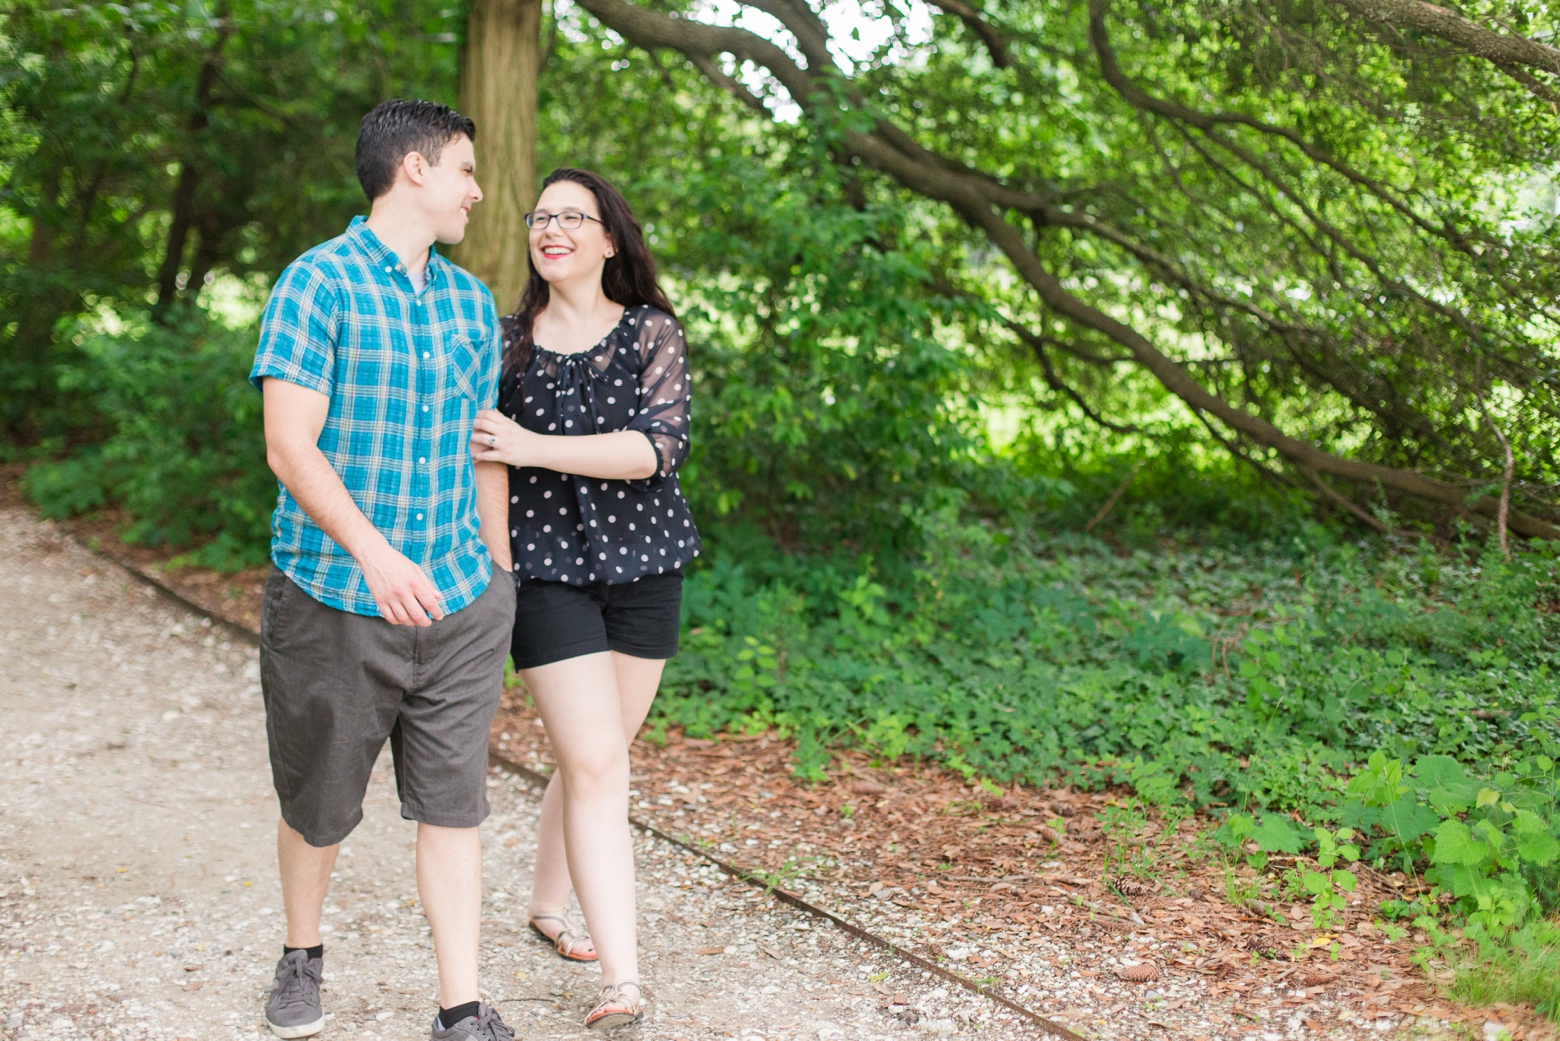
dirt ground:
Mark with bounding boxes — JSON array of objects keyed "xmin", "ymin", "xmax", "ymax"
[
  {"xmin": 0, "ymin": 506, "xmax": 1042, "ymax": 1041},
  {"xmin": 8, "ymin": 488, "xmax": 1548, "ymax": 1041}
]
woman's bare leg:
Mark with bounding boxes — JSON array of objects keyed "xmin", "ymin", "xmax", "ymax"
[
  {"xmin": 529, "ymin": 652, "xmax": 665, "ymax": 938},
  {"xmin": 521, "ymin": 651, "xmax": 665, "ymax": 984}
]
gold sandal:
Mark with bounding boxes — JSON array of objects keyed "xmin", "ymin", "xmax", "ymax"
[
  {"xmin": 585, "ymin": 981, "xmax": 643, "ymax": 1030},
  {"xmin": 528, "ymin": 912, "xmax": 598, "ymax": 962}
]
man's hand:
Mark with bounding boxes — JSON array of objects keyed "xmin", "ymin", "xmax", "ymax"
[
  {"xmin": 264, "ymin": 378, "xmax": 444, "ymax": 628},
  {"xmin": 357, "ymin": 539, "xmax": 445, "ymax": 627}
]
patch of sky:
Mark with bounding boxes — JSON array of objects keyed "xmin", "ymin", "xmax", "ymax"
[{"xmin": 685, "ymin": 0, "xmax": 932, "ymax": 120}]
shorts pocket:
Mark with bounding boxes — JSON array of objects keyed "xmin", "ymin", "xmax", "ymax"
[{"xmin": 261, "ymin": 569, "xmax": 295, "ymax": 646}]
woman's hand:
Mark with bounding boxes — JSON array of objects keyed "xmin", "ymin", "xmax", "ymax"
[{"xmin": 471, "ymin": 409, "xmax": 545, "ymax": 468}]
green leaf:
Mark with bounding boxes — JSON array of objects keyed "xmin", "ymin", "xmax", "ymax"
[
  {"xmin": 1430, "ymin": 819, "xmax": 1489, "ymax": 868},
  {"xmin": 1416, "ymin": 756, "xmax": 1480, "ymax": 815},
  {"xmin": 1346, "ymin": 751, "xmax": 1408, "ymax": 808},
  {"xmin": 1379, "ymin": 797, "xmax": 1441, "ymax": 845},
  {"xmin": 1511, "ymin": 812, "xmax": 1560, "ymax": 866},
  {"xmin": 1216, "ymin": 813, "xmax": 1256, "ymax": 849},
  {"xmin": 1252, "ymin": 813, "xmax": 1305, "ymax": 854}
]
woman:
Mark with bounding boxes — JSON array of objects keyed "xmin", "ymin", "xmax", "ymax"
[{"xmin": 470, "ymin": 167, "xmax": 700, "ymax": 1030}]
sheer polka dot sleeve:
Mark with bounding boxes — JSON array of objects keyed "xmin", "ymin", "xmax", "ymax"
[{"xmin": 626, "ymin": 311, "xmax": 692, "ymax": 479}]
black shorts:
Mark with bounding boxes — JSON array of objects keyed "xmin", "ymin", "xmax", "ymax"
[{"xmin": 510, "ymin": 572, "xmax": 683, "ymax": 669}]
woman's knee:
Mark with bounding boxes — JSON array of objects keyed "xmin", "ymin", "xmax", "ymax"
[{"xmin": 558, "ymin": 746, "xmax": 628, "ymax": 795}]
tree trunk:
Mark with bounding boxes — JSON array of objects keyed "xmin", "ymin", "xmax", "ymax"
[
  {"xmin": 153, "ymin": 10, "xmax": 232, "ymax": 316},
  {"xmin": 452, "ymin": 0, "xmax": 542, "ymax": 313}
]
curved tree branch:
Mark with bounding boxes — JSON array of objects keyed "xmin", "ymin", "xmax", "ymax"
[
  {"xmin": 574, "ymin": 0, "xmax": 1560, "ymax": 540},
  {"xmin": 1301, "ymin": 466, "xmax": 1449, "ymax": 545},
  {"xmin": 687, "ymin": 53, "xmax": 771, "ymax": 113},
  {"xmin": 1005, "ymin": 320, "xmax": 1141, "ymax": 433},
  {"xmin": 922, "ymin": 0, "xmax": 1011, "ymax": 68},
  {"xmin": 1087, "ymin": 0, "xmax": 1487, "ymax": 254},
  {"xmin": 1491, "ymin": 60, "xmax": 1560, "ymax": 105},
  {"xmin": 1329, "ymin": 0, "xmax": 1560, "ymax": 78}
]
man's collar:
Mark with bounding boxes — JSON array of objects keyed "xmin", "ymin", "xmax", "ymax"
[
  {"xmin": 346, "ymin": 216, "xmax": 442, "ymax": 278},
  {"xmin": 346, "ymin": 216, "xmax": 400, "ymax": 271}
]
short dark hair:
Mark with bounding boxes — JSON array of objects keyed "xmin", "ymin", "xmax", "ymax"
[{"xmin": 355, "ymin": 99, "xmax": 476, "ymax": 201}]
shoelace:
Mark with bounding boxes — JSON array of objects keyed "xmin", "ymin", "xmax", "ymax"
[
  {"xmin": 273, "ymin": 956, "xmax": 318, "ymax": 1007},
  {"xmin": 474, "ymin": 1006, "xmax": 515, "ymax": 1041}
]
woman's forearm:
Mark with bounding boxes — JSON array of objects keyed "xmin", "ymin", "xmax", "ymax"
[
  {"xmin": 472, "ymin": 409, "xmax": 660, "ymax": 479},
  {"xmin": 529, "ymin": 430, "xmax": 658, "ymax": 481}
]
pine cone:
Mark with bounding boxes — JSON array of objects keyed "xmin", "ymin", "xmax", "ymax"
[
  {"xmin": 1109, "ymin": 875, "xmax": 1152, "ymax": 897},
  {"xmin": 1117, "ymin": 962, "xmax": 1160, "ymax": 982}
]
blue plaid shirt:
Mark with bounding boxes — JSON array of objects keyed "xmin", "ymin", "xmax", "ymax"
[{"xmin": 250, "ymin": 217, "xmax": 501, "ymax": 617}]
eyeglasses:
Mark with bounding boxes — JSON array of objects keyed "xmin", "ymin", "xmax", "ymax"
[{"xmin": 524, "ymin": 210, "xmax": 603, "ymax": 231}]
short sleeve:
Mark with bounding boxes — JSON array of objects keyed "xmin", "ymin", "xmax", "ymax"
[
  {"xmin": 250, "ymin": 260, "xmax": 339, "ymax": 395},
  {"xmin": 626, "ymin": 309, "xmax": 691, "ymax": 479}
]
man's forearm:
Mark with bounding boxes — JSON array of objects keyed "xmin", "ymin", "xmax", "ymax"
[
  {"xmin": 474, "ymin": 461, "xmax": 513, "ymax": 572},
  {"xmin": 269, "ymin": 441, "xmax": 389, "ymax": 562}
]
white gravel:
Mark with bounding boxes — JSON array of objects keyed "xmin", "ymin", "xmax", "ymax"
[{"xmin": 0, "ymin": 509, "xmax": 1045, "ymax": 1041}]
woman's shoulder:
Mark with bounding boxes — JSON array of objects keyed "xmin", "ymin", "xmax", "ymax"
[
  {"xmin": 625, "ymin": 304, "xmax": 682, "ymax": 339},
  {"xmin": 498, "ymin": 312, "xmax": 525, "ymax": 347}
]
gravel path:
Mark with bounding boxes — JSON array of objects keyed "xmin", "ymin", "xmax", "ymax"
[{"xmin": 0, "ymin": 508, "xmax": 1042, "ymax": 1041}]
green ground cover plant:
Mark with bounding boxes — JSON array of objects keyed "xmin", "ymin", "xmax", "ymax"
[
  {"xmin": 664, "ymin": 518, "xmax": 1560, "ymax": 809},
  {"xmin": 659, "ymin": 504, "xmax": 1560, "ymax": 1016}
]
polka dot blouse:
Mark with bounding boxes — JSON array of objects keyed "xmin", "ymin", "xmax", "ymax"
[{"xmin": 498, "ymin": 304, "xmax": 702, "ymax": 585}]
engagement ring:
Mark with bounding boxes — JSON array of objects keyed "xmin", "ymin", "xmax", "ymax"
[{"xmin": 488, "ymin": 436, "xmax": 496, "ymax": 447}]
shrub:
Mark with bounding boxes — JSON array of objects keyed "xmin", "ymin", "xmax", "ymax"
[{"xmin": 23, "ymin": 308, "xmax": 274, "ymax": 570}]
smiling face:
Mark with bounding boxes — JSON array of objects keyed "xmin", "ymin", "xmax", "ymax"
[
  {"xmin": 529, "ymin": 180, "xmax": 615, "ymax": 288},
  {"xmin": 420, "ymin": 133, "xmax": 482, "ymax": 245}
]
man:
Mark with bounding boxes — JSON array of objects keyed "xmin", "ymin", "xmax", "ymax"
[{"xmin": 250, "ymin": 99, "xmax": 517, "ymax": 1041}]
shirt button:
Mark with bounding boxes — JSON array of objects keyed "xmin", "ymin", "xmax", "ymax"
[
  {"xmin": 418, "ymin": 456, "xmax": 426, "ymax": 464},
  {"xmin": 423, "ymin": 351, "xmax": 431, "ymax": 359},
  {"xmin": 422, "ymin": 405, "xmax": 429, "ymax": 412},
  {"xmin": 416, "ymin": 513, "xmax": 424, "ymax": 521}
]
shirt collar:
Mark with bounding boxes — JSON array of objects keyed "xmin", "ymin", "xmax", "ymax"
[{"xmin": 346, "ymin": 216, "xmax": 444, "ymax": 284}]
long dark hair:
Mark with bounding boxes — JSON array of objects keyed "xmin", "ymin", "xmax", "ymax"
[{"xmin": 503, "ymin": 167, "xmax": 675, "ymax": 374}]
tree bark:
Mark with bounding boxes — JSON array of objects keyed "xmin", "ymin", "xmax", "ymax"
[
  {"xmin": 1329, "ymin": 0, "xmax": 1560, "ymax": 77},
  {"xmin": 452, "ymin": 0, "xmax": 543, "ymax": 313},
  {"xmin": 153, "ymin": 11, "xmax": 232, "ymax": 315}
]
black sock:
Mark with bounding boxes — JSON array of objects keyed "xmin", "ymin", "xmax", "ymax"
[
  {"xmin": 283, "ymin": 944, "xmax": 324, "ymax": 961},
  {"xmin": 440, "ymin": 1001, "xmax": 481, "ymax": 1029}
]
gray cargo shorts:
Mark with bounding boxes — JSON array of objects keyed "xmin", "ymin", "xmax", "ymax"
[{"xmin": 258, "ymin": 567, "xmax": 516, "ymax": 847}]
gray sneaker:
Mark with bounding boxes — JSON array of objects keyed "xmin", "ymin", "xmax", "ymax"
[
  {"xmin": 430, "ymin": 1004, "xmax": 515, "ymax": 1041},
  {"xmin": 264, "ymin": 949, "xmax": 325, "ymax": 1038}
]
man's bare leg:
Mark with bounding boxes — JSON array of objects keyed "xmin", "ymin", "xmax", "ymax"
[
  {"xmin": 417, "ymin": 823, "xmax": 484, "ymax": 1008},
  {"xmin": 277, "ymin": 820, "xmax": 338, "ymax": 948}
]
